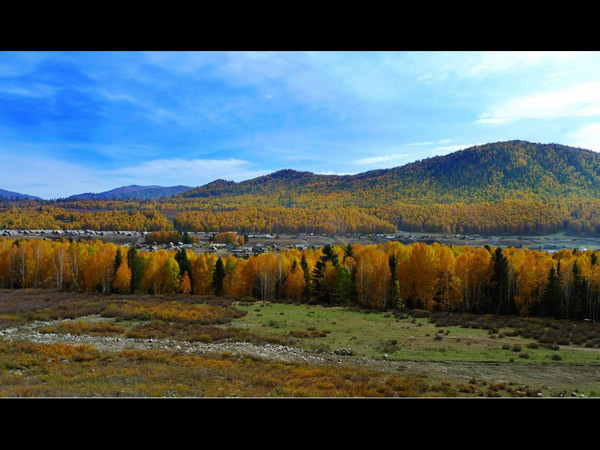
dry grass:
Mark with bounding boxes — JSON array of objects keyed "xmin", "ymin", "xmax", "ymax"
[
  {"xmin": 39, "ymin": 321, "xmax": 126, "ymax": 336},
  {"xmin": 0, "ymin": 340, "xmax": 440, "ymax": 397},
  {"xmin": 101, "ymin": 299, "xmax": 245, "ymax": 324},
  {"xmin": 124, "ymin": 320, "xmax": 294, "ymax": 345}
]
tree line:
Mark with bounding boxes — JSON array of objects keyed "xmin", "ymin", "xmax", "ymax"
[{"xmin": 1, "ymin": 237, "xmax": 600, "ymax": 321}]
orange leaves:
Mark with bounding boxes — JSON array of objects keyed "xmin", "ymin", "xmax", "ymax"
[
  {"xmin": 102, "ymin": 300, "xmax": 243, "ymax": 324},
  {"xmin": 112, "ymin": 260, "xmax": 132, "ymax": 294},
  {"xmin": 179, "ymin": 271, "xmax": 191, "ymax": 295},
  {"xmin": 2, "ymin": 236, "xmax": 600, "ymax": 318},
  {"xmin": 283, "ymin": 265, "xmax": 305, "ymax": 299},
  {"xmin": 174, "ymin": 207, "xmax": 396, "ymax": 234}
]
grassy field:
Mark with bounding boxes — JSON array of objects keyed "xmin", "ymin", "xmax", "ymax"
[
  {"xmin": 230, "ymin": 301, "xmax": 600, "ymax": 364},
  {"xmin": 1, "ymin": 289, "xmax": 599, "ymax": 397}
]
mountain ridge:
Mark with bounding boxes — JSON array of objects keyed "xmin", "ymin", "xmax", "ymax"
[
  {"xmin": 64, "ymin": 185, "xmax": 194, "ymax": 201},
  {"xmin": 180, "ymin": 140, "xmax": 600, "ymax": 203},
  {"xmin": 0, "ymin": 189, "xmax": 42, "ymax": 200}
]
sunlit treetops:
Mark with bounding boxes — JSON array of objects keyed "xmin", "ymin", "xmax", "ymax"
[
  {"xmin": 5, "ymin": 141, "xmax": 600, "ymax": 235},
  {"xmin": 2, "ymin": 237, "xmax": 600, "ymax": 321}
]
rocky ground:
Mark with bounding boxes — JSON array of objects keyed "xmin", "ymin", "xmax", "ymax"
[
  {"xmin": 2, "ymin": 317, "xmax": 599, "ymax": 397},
  {"xmin": 0, "ymin": 317, "xmax": 332, "ymax": 365}
]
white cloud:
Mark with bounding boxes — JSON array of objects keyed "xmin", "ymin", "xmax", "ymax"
[
  {"xmin": 422, "ymin": 144, "xmax": 479, "ymax": 155},
  {"xmin": 419, "ymin": 51, "xmax": 590, "ymax": 82},
  {"xmin": 0, "ymin": 149, "xmax": 105, "ymax": 199},
  {"xmin": 355, "ymin": 153, "xmax": 410, "ymax": 165},
  {"xmin": 477, "ymin": 80, "xmax": 600, "ymax": 125},
  {"xmin": 318, "ymin": 171, "xmax": 356, "ymax": 176},
  {"xmin": 567, "ymin": 123, "xmax": 600, "ymax": 151},
  {"xmin": 353, "ymin": 141, "xmax": 475, "ymax": 166}
]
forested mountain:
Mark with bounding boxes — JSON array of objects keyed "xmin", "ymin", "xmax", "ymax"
[
  {"xmin": 0, "ymin": 189, "xmax": 41, "ymax": 201},
  {"xmin": 65, "ymin": 185, "xmax": 194, "ymax": 201},
  {"xmin": 181, "ymin": 141, "xmax": 600, "ymax": 203},
  {"xmin": 5, "ymin": 141, "xmax": 600, "ymax": 235}
]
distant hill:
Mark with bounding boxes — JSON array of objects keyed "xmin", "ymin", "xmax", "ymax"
[
  {"xmin": 0, "ymin": 189, "xmax": 41, "ymax": 201},
  {"xmin": 181, "ymin": 141, "xmax": 600, "ymax": 203},
  {"xmin": 174, "ymin": 141, "xmax": 600, "ymax": 235},
  {"xmin": 8, "ymin": 141, "xmax": 600, "ymax": 236},
  {"xmin": 65, "ymin": 185, "xmax": 194, "ymax": 201}
]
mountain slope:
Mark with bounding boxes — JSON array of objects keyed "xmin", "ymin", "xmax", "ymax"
[
  {"xmin": 0, "ymin": 189, "xmax": 42, "ymax": 200},
  {"xmin": 65, "ymin": 185, "xmax": 194, "ymax": 201},
  {"xmin": 180, "ymin": 141, "xmax": 600, "ymax": 203}
]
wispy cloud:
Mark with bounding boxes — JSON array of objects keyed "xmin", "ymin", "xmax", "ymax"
[
  {"xmin": 567, "ymin": 122, "xmax": 600, "ymax": 152},
  {"xmin": 0, "ymin": 148, "xmax": 106, "ymax": 199},
  {"xmin": 477, "ymin": 80, "xmax": 600, "ymax": 125},
  {"xmin": 353, "ymin": 141, "xmax": 476, "ymax": 166},
  {"xmin": 318, "ymin": 171, "xmax": 356, "ymax": 176},
  {"xmin": 355, "ymin": 153, "xmax": 410, "ymax": 165},
  {"xmin": 419, "ymin": 51, "xmax": 590, "ymax": 82}
]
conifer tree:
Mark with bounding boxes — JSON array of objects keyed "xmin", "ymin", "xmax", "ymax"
[
  {"xmin": 300, "ymin": 254, "xmax": 310, "ymax": 300},
  {"xmin": 312, "ymin": 245, "xmax": 339, "ymax": 302},
  {"xmin": 113, "ymin": 249, "xmax": 122, "ymax": 277},
  {"xmin": 212, "ymin": 257, "xmax": 225, "ymax": 296},
  {"xmin": 127, "ymin": 246, "xmax": 144, "ymax": 294},
  {"xmin": 175, "ymin": 248, "xmax": 193, "ymax": 292},
  {"xmin": 571, "ymin": 260, "xmax": 586, "ymax": 320},
  {"xmin": 490, "ymin": 247, "xmax": 510, "ymax": 314},
  {"xmin": 541, "ymin": 265, "xmax": 561, "ymax": 317}
]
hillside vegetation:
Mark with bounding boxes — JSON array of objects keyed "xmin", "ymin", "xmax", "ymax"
[{"xmin": 4, "ymin": 141, "xmax": 600, "ymax": 235}]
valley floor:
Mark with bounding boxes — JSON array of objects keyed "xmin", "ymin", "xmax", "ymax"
[{"xmin": 0, "ymin": 290, "xmax": 599, "ymax": 397}]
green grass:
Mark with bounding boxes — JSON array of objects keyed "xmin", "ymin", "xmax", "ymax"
[{"xmin": 229, "ymin": 301, "xmax": 600, "ymax": 365}]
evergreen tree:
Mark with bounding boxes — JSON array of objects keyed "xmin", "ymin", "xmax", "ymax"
[
  {"xmin": 571, "ymin": 260, "xmax": 586, "ymax": 320},
  {"xmin": 312, "ymin": 245, "xmax": 339, "ymax": 302},
  {"xmin": 127, "ymin": 247, "xmax": 144, "ymax": 294},
  {"xmin": 175, "ymin": 248, "xmax": 193, "ymax": 292},
  {"xmin": 300, "ymin": 254, "xmax": 311, "ymax": 301},
  {"xmin": 113, "ymin": 249, "xmax": 122, "ymax": 277},
  {"xmin": 212, "ymin": 257, "xmax": 226, "ymax": 296},
  {"xmin": 490, "ymin": 247, "xmax": 510, "ymax": 314},
  {"xmin": 111, "ymin": 249, "xmax": 123, "ymax": 292},
  {"xmin": 541, "ymin": 265, "xmax": 562, "ymax": 318},
  {"xmin": 344, "ymin": 244, "xmax": 354, "ymax": 260},
  {"xmin": 334, "ymin": 265, "xmax": 353, "ymax": 303}
]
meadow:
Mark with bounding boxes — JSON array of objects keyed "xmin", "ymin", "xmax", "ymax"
[{"xmin": 1, "ymin": 289, "xmax": 599, "ymax": 397}]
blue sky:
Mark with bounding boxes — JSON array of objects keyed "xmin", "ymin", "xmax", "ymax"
[{"xmin": 2, "ymin": 51, "xmax": 600, "ymax": 198}]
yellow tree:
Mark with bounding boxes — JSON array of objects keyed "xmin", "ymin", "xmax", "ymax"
[
  {"xmin": 282, "ymin": 263, "xmax": 305, "ymax": 299},
  {"xmin": 112, "ymin": 258, "xmax": 132, "ymax": 293},
  {"xmin": 180, "ymin": 271, "xmax": 192, "ymax": 295}
]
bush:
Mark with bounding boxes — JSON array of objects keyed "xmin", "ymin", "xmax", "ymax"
[
  {"xmin": 552, "ymin": 354, "xmax": 562, "ymax": 361},
  {"xmin": 519, "ymin": 353, "xmax": 530, "ymax": 359},
  {"xmin": 512, "ymin": 344, "xmax": 522, "ymax": 352}
]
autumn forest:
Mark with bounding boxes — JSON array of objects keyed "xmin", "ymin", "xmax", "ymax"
[
  {"xmin": 4, "ymin": 142, "xmax": 600, "ymax": 235},
  {"xmin": 2, "ymin": 236, "xmax": 598, "ymax": 322}
]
